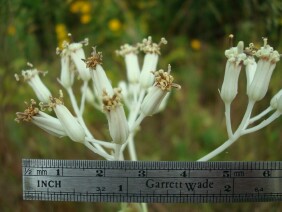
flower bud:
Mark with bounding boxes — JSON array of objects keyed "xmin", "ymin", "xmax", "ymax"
[
  {"xmin": 220, "ymin": 41, "xmax": 246, "ymax": 104},
  {"xmin": 244, "ymin": 56, "xmax": 257, "ymax": 92},
  {"xmin": 32, "ymin": 111, "xmax": 67, "ymax": 138},
  {"xmin": 277, "ymin": 95, "xmax": 282, "ymax": 113},
  {"xmin": 141, "ymin": 86, "xmax": 166, "ymax": 116},
  {"xmin": 102, "ymin": 89, "xmax": 129, "ymax": 144},
  {"xmin": 69, "ymin": 43, "xmax": 91, "ymax": 81},
  {"xmin": 15, "ymin": 99, "xmax": 67, "ymax": 138},
  {"xmin": 84, "ymin": 48, "xmax": 114, "ymax": 97},
  {"xmin": 59, "ymin": 55, "xmax": 74, "ymax": 89},
  {"xmin": 141, "ymin": 65, "xmax": 180, "ymax": 116},
  {"xmin": 247, "ymin": 38, "xmax": 280, "ymax": 101},
  {"xmin": 51, "ymin": 99, "xmax": 86, "ymax": 142},
  {"xmin": 138, "ymin": 36, "xmax": 167, "ymax": 89},
  {"xmin": 270, "ymin": 89, "xmax": 282, "ymax": 109},
  {"xmin": 140, "ymin": 53, "xmax": 159, "ymax": 89},
  {"xmin": 116, "ymin": 44, "xmax": 140, "ymax": 83},
  {"xmin": 19, "ymin": 69, "xmax": 52, "ymax": 103}
]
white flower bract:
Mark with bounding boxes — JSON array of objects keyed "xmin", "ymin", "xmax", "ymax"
[
  {"xmin": 140, "ymin": 53, "xmax": 159, "ymax": 89},
  {"xmin": 69, "ymin": 43, "xmax": 91, "ymax": 81},
  {"xmin": 60, "ymin": 55, "xmax": 74, "ymax": 89},
  {"xmin": 270, "ymin": 89, "xmax": 282, "ymax": 110},
  {"xmin": 141, "ymin": 86, "xmax": 167, "ymax": 116},
  {"xmin": 32, "ymin": 111, "xmax": 67, "ymax": 138},
  {"xmin": 102, "ymin": 89, "xmax": 129, "ymax": 145},
  {"xmin": 53, "ymin": 104, "xmax": 86, "ymax": 142},
  {"xmin": 247, "ymin": 38, "xmax": 280, "ymax": 102},
  {"xmin": 21, "ymin": 69, "xmax": 52, "ymax": 103},
  {"xmin": 220, "ymin": 41, "xmax": 246, "ymax": 104}
]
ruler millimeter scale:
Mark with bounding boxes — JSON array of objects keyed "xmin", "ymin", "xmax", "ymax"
[{"xmin": 22, "ymin": 159, "xmax": 282, "ymax": 203}]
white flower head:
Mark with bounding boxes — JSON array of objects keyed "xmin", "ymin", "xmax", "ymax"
[
  {"xmin": 116, "ymin": 44, "xmax": 140, "ymax": 83},
  {"xmin": 102, "ymin": 88, "xmax": 129, "ymax": 145},
  {"xmin": 85, "ymin": 47, "xmax": 114, "ymax": 97},
  {"xmin": 139, "ymin": 36, "xmax": 167, "ymax": 89},
  {"xmin": 247, "ymin": 38, "xmax": 280, "ymax": 102},
  {"xmin": 141, "ymin": 65, "xmax": 181, "ymax": 116},
  {"xmin": 16, "ymin": 68, "xmax": 52, "ymax": 103},
  {"xmin": 42, "ymin": 93, "xmax": 86, "ymax": 143},
  {"xmin": 220, "ymin": 40, "xmax": 246, "ymax": 104},
  {"xmin": 277, "ymin": 95, "xmax": 282, "ymax": 113},
  {"xmin": 58, "ymin": 38, "xmax": 90, "ymax": 82},
  {"xmin": 15, "ymin": 99, "xmax": 67, "ymax": 138},
  {"xmin": 270, "ymin": 89, "xmax": 282, "ymax": 110},
  {"xmin": 244, "ymin": 43, "xmax": 257, "ymax": 92},
  {"xmin": 244, "ymin": 58, "xmax": 257, "ymax": 86},
  {"xmin": 59, "ymin": 51, "xmax": 75, "ymax": 89}
]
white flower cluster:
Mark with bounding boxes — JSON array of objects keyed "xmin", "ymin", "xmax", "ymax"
[
  {"xmin": 15, "ymin": 36, "xmax": 180, "ymax": 161},
  {"xmin": 15, "ymin": 34, "xmax": 282, "ymax": 166},
  {"xmin": 198, "ymin": 36, "xmax": 282, "ymax": 161}
]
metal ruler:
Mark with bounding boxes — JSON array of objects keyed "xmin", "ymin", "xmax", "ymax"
[{"xmin": 22, "ymin": 159, "xmax": 282, "ymax": 203}]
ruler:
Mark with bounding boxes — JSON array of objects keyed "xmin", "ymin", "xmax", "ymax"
[{"xmin": 22, "ymin": 159, "xmax": 282, "ymax": 203}]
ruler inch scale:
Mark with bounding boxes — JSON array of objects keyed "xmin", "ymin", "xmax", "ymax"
[{"xmin": 22, "ymin": 159, "xmax": 282, "ymax": 203}]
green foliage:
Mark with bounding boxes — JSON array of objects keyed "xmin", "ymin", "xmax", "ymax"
[{"xmin": 1, "ymin": 0, "xmax": 282, "ymax": 211}]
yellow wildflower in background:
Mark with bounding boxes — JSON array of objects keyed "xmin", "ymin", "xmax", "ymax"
[
  {"xmin": 70, "ymin": 0, "xmax": 92, "ymax": 24},
  {"xmin": 55, "ymin": 24, "xmax": 69, "ymax": 49},
  {"xmin": 80, "ymin": 2, "xmax": 91, "ymax": 13},
  {"xmin": 7, "ymin": 25, "xmax": 16, "ymax": 36},
  {"xmin": 80, "ymin": 14, "xmax": 91, "ymax": 24},
  {"xmin": 108, "ymin": 19, "xmax": 122, "ymax": 32},
  {"xmin": 191, "ymin": 39, "xmax": 201, "ymax": 50}
]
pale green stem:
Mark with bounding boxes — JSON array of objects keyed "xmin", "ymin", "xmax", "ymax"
[
  {"xmin": 198, "ymin": 100, "xmax": 255, "ymax": 161},
  {"xmin": 124, "ymin": 89, "xmax": 146, "ymax": 160},
  {"xmin": 122, "ymin": 133, "xmax": 137, "ymax": 161},
  {"xmin": 67, "ymin": 87, "xmax": 107, "ymax": 155},
  {"xmin": 85, "ymin": 137, "xmax": 115, "ymax": 149},
  {"xmin": 243, "ymin": 111, "xmax": 281, "ymax": 135},
  {"xmin": 235, "ymin": 100, "xmax": 255, "ymax": 133},
  {"xmin": 114, "ymin": 144, "xmax": 122, "ymax": 160},
  {"xmin": 141, "ymin": 203, "xmax": 148, "ymax": 212},
  {"xmin": 84, "ymin": 141, "xmax": 114, "ymax": 160},
  {"xmin": 225, "ymin": 102, "xmax": 233, "ymax": 138},
  {"xmin": 197, "ymin": 138, "xmax": 235, "ymax": 161},
  {"xmin": 131, "ymin": 113, "xmax": 145, "ymax": 132},
  {"xmin": 248, "ymin": 106, "xmax": 273, "ymax": 125},
  {"xmin": 128, "ymin": 89, "xmax": 145, "ymax": 127},
  {"xmin": 80, "ymin": 81, "xmax": 88, "ymax": 115}
]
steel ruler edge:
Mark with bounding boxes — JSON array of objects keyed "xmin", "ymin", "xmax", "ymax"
[{"xmin": 22, "ymin": 159, "xmax": 282, "ymax": 203}]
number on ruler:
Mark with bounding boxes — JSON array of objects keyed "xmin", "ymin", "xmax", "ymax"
[
  {"xmin": 96, "ymin": 170, "xmax": 104, "ymax": 177},
  {"xmin": 180, "ymin": 171, "xmax": 188, "ymax": 177},
  {"xmin": 224, "ymin": 185, "xmax": 231, "ymax": 192}
]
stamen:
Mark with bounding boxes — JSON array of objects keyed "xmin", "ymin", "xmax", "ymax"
[
  {"xmin": 84, "ymin": 47, "xmax": 103, "ymax": 69},
  {"xmin": 15, "ymin": 99, "xmax": 39, "ymax": 122},
  {"xmin": 138, "ymin": 36, "xmax": 167, "ymax": 55},
  {"xmin": 263, "ymin": 37, "xmax": 268, "ymax": 47},
  {"xmin": 116, "ymin": 44, "xmax": 139, "ymax": 56},
  {"xmin": 102, "ymin": 88, "xmax": 122, "ymax": 112},
  {"xmin": 228, "ymin": 34, "xmax": 234, "ymax": 47},
  {"xmin": 153, "ymin": 65, "xmax": 180, "ymax": 91}
]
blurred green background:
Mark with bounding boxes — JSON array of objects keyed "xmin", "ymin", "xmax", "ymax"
[{"xmin": 1, "ymin": 0, "xmax": 282, "ymax": 211}]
